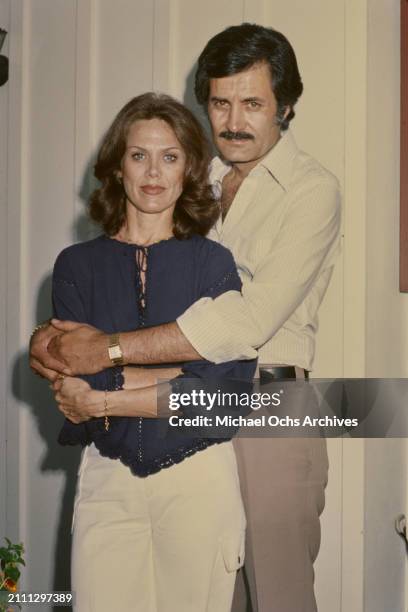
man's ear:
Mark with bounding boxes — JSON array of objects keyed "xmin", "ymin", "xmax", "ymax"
[
  {"xmin": 283, "ymin": 106, "xmax": 291, "ymax": 121},
  {"xmin": 275, "ymin": 106, "xmax": 291, "ymax": 126}
]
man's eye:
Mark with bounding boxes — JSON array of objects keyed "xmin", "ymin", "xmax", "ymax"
[
  {"xmin": 213, "ymin": 100, "xmax": 227, "ymax": 107},
  {"xmin": 247, "ymin": 101, "xmax": 261, "ymax": 109},
  {"xmin": 131, "ymin": 152, "xmax": 145, "ymax": 160},
  {"xmin": 164, "ymin": 154, "xmax": 177, "ymax": 162}
]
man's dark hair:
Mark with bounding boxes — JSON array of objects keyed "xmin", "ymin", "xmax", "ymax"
[
  {"xmin": 89, "ymin": 92, "xmax": 219, "ymax": 239},
  {"xmin": 195, "ymin": 23, "xmax": 303, "ymax": 130}
]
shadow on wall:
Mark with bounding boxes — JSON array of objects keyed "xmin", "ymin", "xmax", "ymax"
[
  {"xmin": 183, "ymin": 64, "xmax": 216, "ymax": 156},
  {"xmin": 12, "ymin": 275, "xmax": 79, "ymax": 611},
  {"xmin": 73, "ymin": 150, "xmax": 101, "ymax": 243},
  {"xmin": 11, "ymin": 146, "xmax": 104, "ymax": 610}
]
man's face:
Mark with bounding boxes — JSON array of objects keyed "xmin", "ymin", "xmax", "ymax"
[{"xmin": 207, "ymin": 62, "xmax": 288, "ymax": 167}]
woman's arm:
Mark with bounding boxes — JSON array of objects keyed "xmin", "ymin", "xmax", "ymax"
[
  {"xmin": 52, "ymin": 248, "xmax": 121, "ymax": 392},
  {"xmin": 123, "ymin": 366, "xmax": 182, "ymax": 389},
  {"xmin": 54, "ymin": 375, "xmax": 175, "ymax": 423}
]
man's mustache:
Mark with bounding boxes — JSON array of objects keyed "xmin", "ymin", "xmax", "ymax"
[{"xmin": 219, "ymin": 130, "xmax": 254, "ymax": 141}]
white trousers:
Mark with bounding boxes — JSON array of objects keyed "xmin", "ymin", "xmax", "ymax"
[{"xmin": 71, "ymin": 442, "xmax": 246, "ymax": 612}]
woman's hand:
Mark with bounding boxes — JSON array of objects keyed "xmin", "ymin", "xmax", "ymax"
[{"xmin": 53, "ymin": 376, "xmax": 104, "ymax": 424}]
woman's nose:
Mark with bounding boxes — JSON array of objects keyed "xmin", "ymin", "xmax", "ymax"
[{"xmin": 146, "ymin": 158, "xmax": 160, "ymax": 178}]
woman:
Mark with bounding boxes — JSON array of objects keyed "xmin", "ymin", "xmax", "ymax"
[{"xmin": 50, "ymin": 93, "xmax": 256, "ymax": 612}]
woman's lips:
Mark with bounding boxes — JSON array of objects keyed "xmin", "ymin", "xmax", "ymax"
[{"xmin": 141, "ymin": 185, "xmax": 165, "ymax": 195}]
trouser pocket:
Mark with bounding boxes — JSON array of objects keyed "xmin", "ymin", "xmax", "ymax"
[{"xmin": 220, "ymin": 529, "xmax": 246, "ymax": 572}]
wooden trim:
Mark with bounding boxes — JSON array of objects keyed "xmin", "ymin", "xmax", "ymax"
[{"xmin": 400, "ymin": 0, "xmax": 408, "ymax": 291}]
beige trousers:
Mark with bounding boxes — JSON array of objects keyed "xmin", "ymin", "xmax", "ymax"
[
  {"xmin": 231, "ymin": 435, "xmax": 328, "ymax": 612},
  {"xmin": 71, "ymin": 441, "xmax": 245, "ymax": 612}
]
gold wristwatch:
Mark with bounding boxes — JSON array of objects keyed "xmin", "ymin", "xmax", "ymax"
[{"xmin": 108, "ymin": 333, "xmax": 124, "ymax": 366}]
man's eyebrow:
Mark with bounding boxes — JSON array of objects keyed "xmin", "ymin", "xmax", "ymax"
[
  {"xmin": 242, "ymin": 96, "xmax": 264, "ymax": 103},
  {"xmin": 209, "ymin": 95, "xmax": 265, "ymax": 103},
  {"xmin": 209, "ymin": 96, "xmax": 229, "ymax": 103}
]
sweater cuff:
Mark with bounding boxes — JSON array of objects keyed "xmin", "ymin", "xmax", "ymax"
[
  {"xmin": 79, "ymin": 366, "xmax": 124, "ymax": 392},
  {"xmin": 105, "ymin": 366, "xmax": 124, "ymax": 391},
  {"xmin": 177, "ymin": 297, "xmax": 258, "ymax": 364}
]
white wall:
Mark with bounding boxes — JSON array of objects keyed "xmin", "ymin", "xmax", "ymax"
[
  {"xmin": 2, "ymin": 0, "xmax": 25, "ymax": 558},
  {"xmin": 0, "ymin": 0, "xmax": 10, "ymax": 544},
  {"xmin": 366, "ymin": 0, "xmax": 406, "ymax": 376},
  {"xmin": 364, "ymin": 2, "xmax": 406, "ymax": 611},
  {"xmin": 2, "ymin": 0, "xmax": 406, "ymax": 610}
]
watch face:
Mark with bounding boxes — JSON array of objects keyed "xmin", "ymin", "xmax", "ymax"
[{"xmin": 108, "ymin": 344, "xmax": 123, "ymax": 363}]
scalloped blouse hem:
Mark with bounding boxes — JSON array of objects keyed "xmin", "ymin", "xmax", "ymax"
[{"xmin": 59, "ymin": 435, "xmax": 229, "ymax": 477}]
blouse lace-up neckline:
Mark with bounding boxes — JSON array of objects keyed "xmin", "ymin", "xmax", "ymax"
[{"xmin": 106, "ymin": 234, "xmax": 176, "ymax": 325}]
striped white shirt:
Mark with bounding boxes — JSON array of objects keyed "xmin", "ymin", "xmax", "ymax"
[{"xmin": 177, "ymin": 130, "xmax": 341, "ymax": 370}]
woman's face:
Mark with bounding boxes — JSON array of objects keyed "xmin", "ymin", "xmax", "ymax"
[{"xmin": 118, "ymin": 118, "xmax": 187, "ymax": 216}]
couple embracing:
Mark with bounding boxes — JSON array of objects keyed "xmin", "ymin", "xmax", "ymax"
[{"xmin": 30, "ymin": 23, "xmax": 340, "ymax": 612}]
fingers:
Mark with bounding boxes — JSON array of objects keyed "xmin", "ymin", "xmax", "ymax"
[
  {"xmin": 30, "ymin": 347, "xmax": 68, "ymax": 373},
  {"xmin": 48, "ymin": 322, "xmax": 107, "ymax": 375},
  {"xmin": 52, "ymin": 377, "xmax": 65, "ymax": 391},
  {"xmin": 54, "ymin": 391, "xmax": 66, "ymax": 403},
  {"xmin": 29, "ymin": 322, "xmax": 57, "ymax": 348},
  {"xmin": 50, "ymin": 319, "xmax": 85, "ymax": 332},
  {"xmin": 47, "ymin": 342, "xmax": 73, "ymax": 376},
  {"xmin": 47, "ymin": 336, "xmax": 76, "ymax": 375},
  {"xmin": 57, "ymin": 402, "xmax": 89, "ymax": 424},
  {"xmin": 29, "ymin": 357, "xmax": 61, "ymax": 382},
  {"xmin": 29, "ymin": 322, "xmax": 69, "ymax": 376},
  {"xmin": 43, "ymin": 355, "xmax": 70, "ymax": 375}
]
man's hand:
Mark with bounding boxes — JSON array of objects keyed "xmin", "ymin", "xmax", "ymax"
[
  {"xmin": 29, "ymin": 322, "xmax": 68, "ymax": 381},
  {"xmin": 48, "ymin": 319, "xmax": 111, "ymax": 376}
]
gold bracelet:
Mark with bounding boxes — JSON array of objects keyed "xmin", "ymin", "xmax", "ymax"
[
  {"xmin": 30, "ymin": 319, "xmax": 51, "ymax": 338},
  {"xmin": 104, "ymin": 391, "xmax": 110, "ymax": 432}
]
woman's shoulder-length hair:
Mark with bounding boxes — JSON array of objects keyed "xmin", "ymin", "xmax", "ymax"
[{"xmin": 89, "ymin": 92, "xmax": 219, "ymax": 239}]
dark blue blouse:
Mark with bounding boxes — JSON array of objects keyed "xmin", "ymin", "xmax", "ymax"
[{"xmin": 53, "ymin": 234, "xmax": 256, "ymax": 476}]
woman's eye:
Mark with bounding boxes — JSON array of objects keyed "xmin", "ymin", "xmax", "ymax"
[
  {"xmin": 131, "ymin": 152, "xmax": 145, "ymax": 160},
  {"xmin": 164, "ymin": 154, "xmax": 177, "ymax": 162}
]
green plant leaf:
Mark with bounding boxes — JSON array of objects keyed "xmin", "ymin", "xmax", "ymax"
[{"xmin": 6, "ymin": 566, "xmax": 19, "ymax": 582}]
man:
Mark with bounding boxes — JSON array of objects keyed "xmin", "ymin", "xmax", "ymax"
[{"xmin": 31, "ymin": 24, "xmax": 341, "ymax": 611}]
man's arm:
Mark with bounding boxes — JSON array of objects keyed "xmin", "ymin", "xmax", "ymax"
[
  {"xmin": 41, "ymin": 319, "xmax": 200, "ymax": 376},
  {"xmin": 31, "ymin": 245, "xmax": 192, "ymax": 380},
  {"xmin": 177, "ymin": 177, "xmax": 341, "ymax": 363},
  {"xmin": 121, "ymin": 322, "xmax": 201, "ymax": 364},
  {"xmin": 35, "ymin": 177, "xmax": 340, "ymax": 374}
]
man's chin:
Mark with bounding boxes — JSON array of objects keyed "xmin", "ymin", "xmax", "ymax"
[
  {"xmin": 216, "ymin": 141, "xmax": 257, "ymax": 162},
  {"xmin": 219, "ymin": 151, "xmax": 258, "ymax": 164}
]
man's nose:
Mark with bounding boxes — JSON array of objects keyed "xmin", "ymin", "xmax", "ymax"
[{"xmin": 226, "ymin": 104, "xmax": 245, "ymax": 132}]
